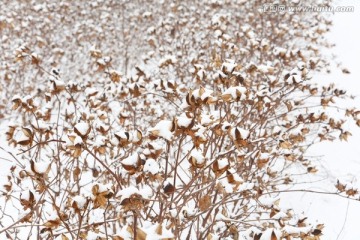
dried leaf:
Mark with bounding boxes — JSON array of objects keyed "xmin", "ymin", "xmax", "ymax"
[
  {"xmin": 279, "ymin": 140, "xmax": 292, "ymax": 149},
  {"xmin": 155, "ymin": 223, "xmax": 162, "ymax": 236},
  {"xmin": 73, "ymin": 167, "xmax": 81, "ymax": 181},
  {"xmin": 61, "ymin": 234, "xmax": 70, "ymax": 240},
  {"xmin": 199, "ymin": 195, "xmax": 211, "ymax": 211},
  {"xmin": 271, "ymin": 231, "xmax": 277, "ymax": 240},
  {"xmin": 335, "ymin": 180, "xmax": 346, "ymax": 192},
  {"xmin": 254, "ymin": 233, "xmax": 262, "ymax": 240},
  {"xmin": 311, "ymin": 229, "xmax": 322, "ymax": 236},
  {"xmin": 44, "ymin": 218, "xmax": 61, "ymax": 229},
  {"xmin": 257, "ymin": 158, "xmax": 269, "ymax": 169},
  {"xmin": 126, "ymin": 226, "xmax": 147, "ymax": 240},
  {"xmin": 164, "ymin": 183, "xmax": 175, "ymax": 195}
]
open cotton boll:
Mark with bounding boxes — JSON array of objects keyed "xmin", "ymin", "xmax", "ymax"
[
  {"xmin": 230, "ymin": 127, "xmax": 250, "ymax": 140},
  {"xmin": 189, "ymin": 148, "xmax": 205, "ymax": 167},
  {"xmin": 221, "ymin": 59, "xmax": 237, "ymax": 74},
  {"xmin": 34, "ymin": 161, "xmax": 50, "ymax": 174},
  {"xmin": 72, "ymin": 195, "xmax": 87, "ymax": 209},
  {"xmin": 148, "ymin": 120, "xmax": 174, "ymax": 141},
  {"xmin": 190, "ymin": 149, "xmax": 203, "ymax": 162},
  {"xmin": 74, "ymin": 122, "xmax": 90, "ymax": 137},
  {"xmin": 222, "ymin": 86, "xmax": 247, "ymax": 101},
  {"xmin": 143, "ymin": 158, "xmax": 160, "ymax": 175},
  {"xmin": 176, "ymin": 113, "xmax": 192, "ymax": 128},
  {"xmin": 122, "ymin": 153, "xmax": 139, "ymax": 166}
]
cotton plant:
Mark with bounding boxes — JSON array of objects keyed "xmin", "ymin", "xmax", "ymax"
[{"xmin": 1, "ymin": 0, "xmax": 360, "ymax": 240}]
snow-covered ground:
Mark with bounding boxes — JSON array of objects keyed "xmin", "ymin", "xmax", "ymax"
[{"xmin": 281, "ymin": 1, "xmax": 360, "ymax": 239}]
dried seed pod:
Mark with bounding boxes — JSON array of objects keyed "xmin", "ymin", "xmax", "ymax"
[{"xmin": 163, "ymin": 183, "xmax": 175, "ymax": 196}]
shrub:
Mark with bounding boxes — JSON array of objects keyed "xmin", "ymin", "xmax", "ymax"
[{"xmin": 1, "ymin": 0, "xmax": 359, "ymax": 239}]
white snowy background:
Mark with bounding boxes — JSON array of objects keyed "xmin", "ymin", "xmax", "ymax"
[
  {"xmin": 280, "ymin": 0, "xmax": 360, "ymax": 239},
  {"xmin": 0, "ymin": 0, "xmax": 359, "ymax": 239}
]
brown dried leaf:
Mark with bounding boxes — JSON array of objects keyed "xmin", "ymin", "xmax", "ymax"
[
  {"xmin": 136, "ymin": 129, "xmax": 142, "ymax": 143},
  {"xmin": 12, "ymin": 98, "xmax": 22, "ymax": 110},
  {"xmin": 342, "ymin": 68, "xmax": 350, "ymax": 74},
  {"xmin": 61, "ymin": 234, "xmax": 70, "ymax": 240},
  {"xmin": 121, "ymin": 194, "xmax": 145, "ymax": 211},
  {"xmin": 312, "ymin": 229, "xmax": 322, "ymax": 236},
  {"xmin": 271, "ymin": 231, "xmax": 277, "ymax": 240},
  {"xmin": 112, "ymin": 236, "xmax": 124, "ymax": 240},
  {"xmin": 73, "ymin": 167, "xmax": 81, "ymax": 181},
  {"xmin": 164, "ymin": 183, "xmax": 175, "ymax": 195},
  {"xmin": 44, "ymin": 218, "xmax": 61, "ymax": 229},
  {"xmin": 4, "ymin": 181, "xmax": 12, "ymax": 192},
  {"xmin": 110, "ymin": 71, "xmax": 121, "ymax": 82},
  {"xmin": 221, "ymin": 93, "xmax": 232, "ymax": 102},
  {"xmin": 155, "ymin": 223, "xmax": 163, "ymax": 236},
  {"xmin": 270, "ymin": 208, "xmax": 280, "ymax": 218},
  {"xmin": 279, "ymin": 141, "xmax": 292, "ymax": 149},
  {"xmin": 257, "ymin": 158, "xmax": 269, "ymax": 169},
  {"xmin": 254, "ymin": 233, "xmax": 262, "ymax": 240},
  {"xmin": 126, "ymin": 226, "xmax": 147, "ymax": 240},
  {"xmin": 345, "ymin": 188, "xmax": 358, "ymax": 196},
  {"xmin": 339, "ymin": 131, "xmax": 352, "ymax": 141},
  {"xmin": 199, "ymin": 195, "xmax": 211, "ymax": 211},
  {"xmin": 307, "ymin": 167, "xmax": 318, "ymax": 173},
  {"xmin": 335, "ymin": 180, "xmax": 346, "ymax": 192}
]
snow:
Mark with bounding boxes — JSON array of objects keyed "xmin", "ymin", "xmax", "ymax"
[
  {"xmin": 230, "ymin": 127, "xmax": 250, "ymax": 140},
  {"xmin": 130, "ymin": 130, "xmax": 142, "ymax": 143},
  {"xmin": 142, "ymin": 221, "xmax": 174, "ymax": 240},
  {"xmin": 258, "ymin": 196, "xmax": 279, "ymax": 208},
  {"xmin": 197, "ymin": 69, "xmax": 205, "ymax": 79},
  {"xmin": 85, "ymin": 87, "xmax": 98, "ymax": 97},
  {"xmin": 115, "ymin": 130, "xmax": 129, "ymax": 141},
  {"xmin": 122, "ymin": 153, "xmax": 139, "ymax": 166},
  {"xmin": 143, "ymin": 158, "xmax": 160, "ymax": 175},
  {"xmin": 214, "ymin": 29, "xmax": 222, "ymax": 38},
  {"xmin": 200, "ymin": 113, "xmax": 216, "ymax": 126},
  {"xmin": 11, "ymin": 94, "xmax": 21, "ymax": 102},
  {"xmin": 75, "ymin": 122, "xmax": 90, "ymax": 136},
  {"xmin": 272, "ymin": 125, "xmax": 282, "ymax": 135},
  {"xmin": 20, "ymin": 190, "xmax": 31, "ymax": 201},
  {"xmin": 72, "ymin": 195, "xmax": 87, "ymax": 209},
  {"xmin": 117, "ymin": 186, "xmax": 141, "ymax": 202},
  {"xmin": 190, "ymin": 149, "xmax": 205, "ymax": 165},
  {"xmin": 278, "ymin": 2, "xmax": 360, "ymax": 239},
  {"xmin": 87, "ymin": 231, "xmax": 102, "ymax": 240},
  {"xmin": 51, "ymin": 78, "xmax": 65, "ymax": 89},
  {"xmin": 139, "ymin": 185, "xmax": 153, "ymax": 199},
  {"xmin": 176, "ymin": 113, "xmax": 192, "ymax": 128},
  {"xmin": 213, "ymin": 70, "xmax": 227, "ymax": 80},
  {"xmin": 148, "ymin": 120, "xmax": 174, "ymax": 141},
  {"xmin": 221, "ymin": 59, "xmax": 237, "ymax": 73},
  {"xmin": 283, "ymin": 225, "xmax": 312, "ymax": 235},
  {"xmin": 222, "ymin": 86, "xmax": 247, "ymax": 100},
  {"xmin": 257, "ymin": 64, "xmax": 274, "ymax": 74},
  {"xmin": 13, "ymin": 128, "xmax": 30, "ymax": 143},
  {"xmin": 238, "ymin": 182, "xmax": 254, "ymax": 192},
  {"xmin": 273, "ymin": 46, "xmax": 287, "ymax": 56},
  {"xmin": 95, "ymin": 183, "xmax": 113, "ymax": 194},
  {"xmin": 94, "ymin": 135, "xmax": 106, "ymax": 147},
  {"xmin": 89, "ymin": 208, "xmax": 105, "ymax": 224},
  {"xmin": 34, "ymin": 161, "xmax": 50, "ymax": 174},
  {"xmin": 217, "ymin": 158, "xmax": 228, "ymax": 170},
  {"xmin": 74, "ymin": 135, "xmax": 83, "ymax": 145},
  {"xmin": 260, "ymin": 229, "xmax": 281, "ymax": 240}
]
